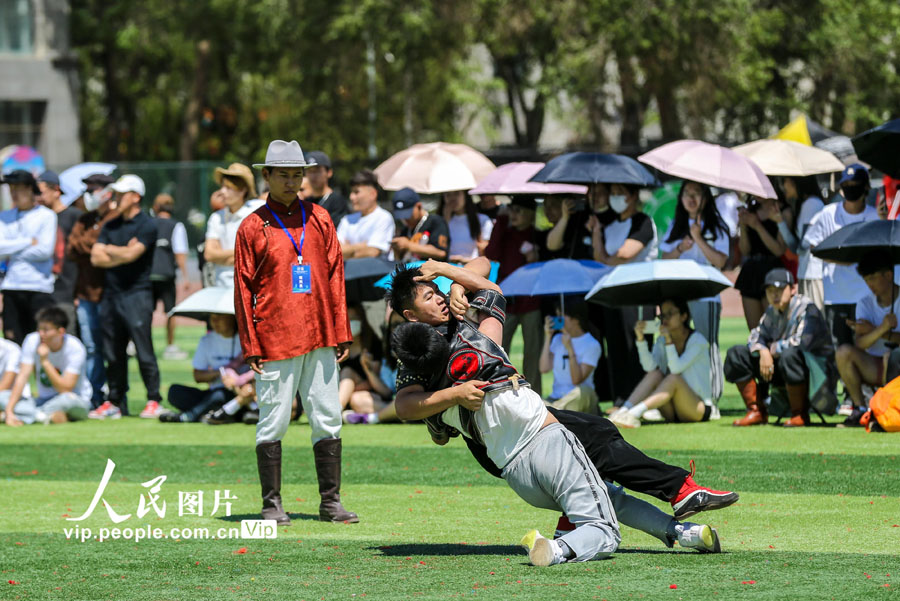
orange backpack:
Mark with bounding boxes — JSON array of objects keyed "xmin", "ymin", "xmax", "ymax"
[{"xmin": 865, "ymin": 376, "xmax": 900, "ymax": 432}]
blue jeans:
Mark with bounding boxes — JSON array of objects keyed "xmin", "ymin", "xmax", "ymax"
[{"xmin": 76, "ymin": 299, "xmax": 106, "ymax": 407}]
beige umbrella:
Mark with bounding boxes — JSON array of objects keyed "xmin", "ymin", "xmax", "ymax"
[
  {"xmin": 732, "ymin": 139, "xmax": 845, "ymax": 176},
  {"xmin": 374, "ymin": 142, "xmax": 495, "ymax": 194}
]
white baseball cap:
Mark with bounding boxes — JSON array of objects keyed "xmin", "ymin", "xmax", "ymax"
[{"xmin": 110, "ymin": 174, "xmax": 146, "ymax": 197}]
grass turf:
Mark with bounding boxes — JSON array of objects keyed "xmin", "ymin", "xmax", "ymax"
[{"xmin": 1, "ymin": 318, "xmax": 898, "ymax": 600}]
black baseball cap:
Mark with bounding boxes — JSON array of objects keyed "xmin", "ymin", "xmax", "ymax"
[
  {"xmin": 510, "ymin": 196, "xmax": 537, "ymax": 211},
  {"xmin": 392, "ymin": 187, "xmax": 420, "ymax": 220},
  {"xmin": 2, "ymin": 169, "xmax": 40, "ymax": 194},
  {"xmin": 304, "ymin": 150, "xmax": 332, "ymax": 170},
  {"xmin": 38, "ymin": 170, "xmax": 60, "ymax": 187},
  {"xmin": 764, "ymin": 268, "xmax": 795, "ymax": 289}
]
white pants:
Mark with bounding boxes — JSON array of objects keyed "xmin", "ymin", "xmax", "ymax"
[{"xmin": 255, "ymin": 347, "xmax": 342, "ymax": 445}]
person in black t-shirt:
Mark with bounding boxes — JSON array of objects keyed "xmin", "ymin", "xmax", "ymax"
[
  {"xmin": 90, "ymin": 174, "xmax": 161, "ymax": 418},
  {"xmin": 390, "ymin": 187, "xmax": 450, "ymax": 262},
  {"xmin": 537, "ymin": 195, "xmax": 595, "ymax": 261},
  {"xmin": 304, "ymin": 150, "xmax": 349, "ymax": 226}
]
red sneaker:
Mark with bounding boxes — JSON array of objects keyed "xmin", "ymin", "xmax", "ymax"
[
  {"xmin": 139, "ymin": 401, "xmax": 163, "ymax": 419},
  {"xmin": 671, "ymin": 461, "xmax": 739, "ymax": 520},
  {"xmin": 553, "ymin": 514, "xmax": 576, "ymax": 539}
]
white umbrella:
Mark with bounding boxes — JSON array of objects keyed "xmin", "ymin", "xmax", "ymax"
[
  {"xmin": 374, "ymin": 142, "xmax": 495, "ymax": 194},
  {"xmin": 60, "ymin": 162, "xmax": 117, "ymax": 207},
  {"xmin": 732, "ymin": 139, "xmax": 845, "ymax": 176},
  {"xmin": 168, "ymin": 286, "xmax": 234, "ymax": 321}
]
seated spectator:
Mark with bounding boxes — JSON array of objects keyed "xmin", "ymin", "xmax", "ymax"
[
  {"xmin": 343, "ymin": 310, "xmax": 404, "ymax": 425},
  {"xmin": 0, "ymin": 338, "xmax": 32, "ymax": 424},
  {"xmin": 3, "ymin": 306, "xmax": 91, "ymax": 426},
  {"xmin": 485, "ymin": 196, "xmax": 543, "ymax": 395},
  {"xmin": 338, "ymin": 305, "xmax": 396, "ymax": 421},
  {"xmin": 158, "ymin": 313, "xmax": 241, "ymax": 423},
  {"xmin": 204, "ymin": 163, "xmax": 261, "ymax": 287},
  {"xmin": 610, "ymin": 299, "xmax": 713, "ymax": 429},
  {"xmin": 199, "ymin": 377, "xmax": 258, "ymax": 425},
  {"xmin": 390, "ymin": 187, "xmax": 450, "ymax": 262},
  {"xmin": 439, "ymin": 190, "xmax": 492, "ymax": 263},
  {"xmin": 734, "ymin": 194, "xmax": 788, "ymax": 330},
  {"xmin": 724, "ymin": 269, "xmax": 833, "ymax": 427},
  {"xmin": 338, "ymin": 170, "xmax": 395, "ymax": 259},
  {"xmin": 151, "ymin": 193, "xmax": 192, "ymax": 360},
  {"xmin": 835, "ymin": 252, "xmax": 900, "ymax": 427},
  {"xmin": 539, "ymin": 301, "xmax": 602, "ymax": 415}
]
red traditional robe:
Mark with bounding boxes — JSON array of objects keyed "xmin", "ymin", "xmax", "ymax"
[{"xmin": 234, "ymin": 197, "xmax": 351, "ymax": 362}]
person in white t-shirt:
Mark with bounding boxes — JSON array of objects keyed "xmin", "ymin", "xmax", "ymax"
[
  {"xmin": 3, "ymin": 306, "xmax": 91, "ymax": 426},
  {"xmin": 835, "ymin": 253, "xmax": 900, "ymax": 427},
  {"xmin": 439, "ymin": 190, "xmax": 492, "ymax": 263},
  {"xmin": 611, "ymin": 299, "xmax": 713, "ymax": 429},
  {"xmin": 802, "ymin": 163, "xmax": 877, "ymax": 350},
  {"xmin": 540, "ymin": 301, "xmax": 602, "ymax": 415},
  {"xmin": 204, "ymin": 163, "xmax": 263, "ymax": 287},
  {"xmin": 0, "ymin": 338, "xmax": 33, "ymax": 423},
  {"xmin": 337, "ymin": 170, "xmax": 395, "ymax": 259}
]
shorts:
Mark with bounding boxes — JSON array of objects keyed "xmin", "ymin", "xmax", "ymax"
[{"xmin": 152, "ymin": 279, "xmax": 176, "ymax": 313}]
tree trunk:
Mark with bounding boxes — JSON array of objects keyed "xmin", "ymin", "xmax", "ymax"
[
  {"xmin": 179, "ymin": 39, "xmax": 211, "ymax": 162},
  {"xmin": 655, "ymin": 85, "xmax": 682, "ymax": 142},
  {"xmin": 617, "ymin": 54, "xmax": 648, "ymax": 152}
]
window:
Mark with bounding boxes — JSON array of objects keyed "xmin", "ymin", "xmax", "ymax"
[
  {"xmin": 0, "ymin": 0, "xmax": 33, "ymax": 54},
  {"xmin": 0, "ymin": 101, "xmax": 46, "ymax": 149}
]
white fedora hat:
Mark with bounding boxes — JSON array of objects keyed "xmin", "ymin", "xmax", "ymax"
[{"xmin": 252, "ymin": 140, "xmax": 309, "ymax": 169}]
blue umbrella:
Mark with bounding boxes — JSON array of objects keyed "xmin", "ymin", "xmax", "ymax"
[
  {"xmin": 585, "ymin": 259, "xmax": 732, "ymax": 307},
  {"xmin": 529, "ymin": 152, "xmax": 659, "ymax": 186},
  {"xmin": 499, "ymin": 259, "xmax": 610, "ymax": 297},
  {"xmin": 374, "ymin": 261, "xmax": 500, "ymax": 295}
]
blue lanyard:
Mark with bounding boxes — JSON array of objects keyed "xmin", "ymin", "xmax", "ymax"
[{"xmin": 266, "ymin": 201, "xmax": 306, "ymax": 264}]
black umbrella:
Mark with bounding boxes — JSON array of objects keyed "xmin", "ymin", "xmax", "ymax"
[
  {"xmin": 810, "ymin": 220, "xmax": 900, "ymax": 264},
  {"xmin": 529, "ymin": 152, "xmax": 659, "ymax": 186},
  {"xmin": 852, "ymin": 118, "xmax": 900, "ymax": 178},
  {"xmin": 344, "ymin": 257, "xmax": 396, "ymax": 281}
]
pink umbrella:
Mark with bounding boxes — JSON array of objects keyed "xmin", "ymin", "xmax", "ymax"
[
  {"xmin": 638, "ymin": 140, "xmax": 777, "ymax": 199},
  {"xmin": 470, "ymin": 162, "xmax": 588, "ymax": 196}
]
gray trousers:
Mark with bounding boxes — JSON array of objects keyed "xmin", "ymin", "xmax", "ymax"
[
  {"xmin": 0, "ymin": 390, "xmax": 90, "ymax": 424},
  {"xmin": 502, "ymin": 423, "xmax": 620, "ymax": 561},
  {"xmin": 687, "ymin": 299, "xmax": 723, "ymax": 402},
  {"xmin": 605, "ymin": 481, "xmax": 674, "ymax": 547},
  {"xmin": 255, "ymin": 347, "xmax": 342, "ymax": 445}
]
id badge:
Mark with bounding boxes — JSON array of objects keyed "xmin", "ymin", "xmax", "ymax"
[{"xmin": 292, "ymin": 264, "xmax": 311, "ymax": 294}]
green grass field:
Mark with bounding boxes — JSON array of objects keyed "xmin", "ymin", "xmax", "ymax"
[{"xmin": 1, "ymin": 318, "xmax": 898, "ymax": 600}]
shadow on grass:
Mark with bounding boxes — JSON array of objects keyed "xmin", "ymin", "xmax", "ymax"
[
  {"xmin": 369, "ymin": 543, "xmax": 684, "ymax": 558},
  {"xmin": 217, "ymin": 512, "xmax": 321, "ymax": 523}
]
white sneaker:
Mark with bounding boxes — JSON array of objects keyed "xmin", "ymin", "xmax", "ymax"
[
  {"xmin": 520, "ymin": 529, "xmax": 565, "ymax": 566},
  {"xmin": 676, "ymin": 523, "xmax": 721, "ymax": 553},
  {"xmin": 126, "ymin": 341, "xmax": 136, "ymax": 357},
  {"xmin": 162, "ymin": 345, "xmax": 189, "ymax": 360},
  {"xmin": 610, "ymin": 410, "xmax": 641, "ymax": 429},
  {"xmin": 642, "ymin": 408, "xmax": 664, "ymax": 422},
  {"xmin": 837, "ymin": 400, "xmax": 854, "ymax": 416},
  {"xmin": 709, "ymin": 405, "xmax": 721, "ymax": 420}
]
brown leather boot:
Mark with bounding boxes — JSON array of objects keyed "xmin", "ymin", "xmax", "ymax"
[
  {"xmin": 783, "ymin": 382, "xmax": 810, "ymax": 427},
  {"xmin": 256, "ymin": 441, "xmax": 291, "ymax": 525},
  {"xmin": 313, "ymin": 438, "xmax": 359, "ymax": 523},
  {"xmin": 733, "ymin": 379, "xmax": 767, "ymax": 426}
]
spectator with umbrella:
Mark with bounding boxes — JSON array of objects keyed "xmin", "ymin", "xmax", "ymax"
[
  {"xmin": 724, "ymin": 268, "xmax": 834, "ymax": 427},
  {"xmin": 439, "ymin": 189, "xmax": 492, "ymax": 264},
  {"xmin": 659, "ymin": 180, "xmax": 730, "ymax": 402}
]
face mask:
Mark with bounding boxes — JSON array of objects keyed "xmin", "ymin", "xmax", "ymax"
[
  {"xmin": 349, "ymin": 320, "xmax": 362, "ymax": 337},
  {"xmin": 83, "ymin": 191, "xmax": 101, "ymax": 212},
  {"xmin": 842, "ymin": 186, "xmax": 866, "ymax": 202},
  {"xmin": 610, "ymin": 194, "xmax": 628, "ymax": 214}
]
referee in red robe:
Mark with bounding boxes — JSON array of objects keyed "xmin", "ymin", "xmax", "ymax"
[{"xmin": 234, "ymin": 140, "xmax": 357, "ymax": 524}]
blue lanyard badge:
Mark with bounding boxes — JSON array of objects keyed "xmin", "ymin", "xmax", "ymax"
[{"xmin": 267, "ymin": 202, "xmax": 311, "ymax": 294}]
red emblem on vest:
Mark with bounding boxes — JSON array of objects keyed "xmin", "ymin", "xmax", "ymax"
[{"xmin": 447, "ymin": 349, "xmax": 482, "ymax": 382}]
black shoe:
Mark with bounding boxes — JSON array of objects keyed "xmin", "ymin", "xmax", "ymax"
[
  {"xmin": 837, "ymin": 406, "xmax": 866, "ymax": 428},
  {"xmin": 201, "ymin": 407, "xmax": 235, "ymax": 425},
  {"xmin": 158, "ymin": 410, "xmax": 183, "ymax": 423},
  {"xmin": 242, "ymin": 409, "xmax": 259, "ymax": 425}
]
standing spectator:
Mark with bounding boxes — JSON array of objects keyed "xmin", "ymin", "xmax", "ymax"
[
  {"xmin": 539, "ymin": 300, "xmax": 602, "ymax": 414},
  {"xmin": 476, "ymin": 194, "xmax": 501, "ymax": 221},
  {"xmin": 734, "ymin": 194, "xmax": 788, "ymax": 330},
  {"xmin": 38, "ymin": 170, "xmax": 83, "ymax": 333},
  {"xmin": 304, "ymin": 150, "xmax": 349, "ymax": 226},
  {"xmin": 151, "ymin": 193, "xmax": 192, "ymax": 360},
  {"xmin": 66, "ymin": 178, "xmax": 117, "ymax": 409},
  {"xmin": 0, "ymin": 170, "xmax": 58, "ymax": 345},
  {"xmin": 88, "ymin": 175, "xmax": 161, "ymax": 419},
  {"xmin": 591, "ymin": 183, "xmax": 658, "ymax": 407},
  {"xmin": 802, "ymin": 164, "xmax": 878, "ymax": 351},
  {"xmin": 835, "ymin": 253, "xmax": 900, "ymax": 427},
  {"xmin": 539, "ymin": 195, "xmax": 595, "ymax": 261},
  {"xmin": 659, "ymin": 181, "xmax": 729, "ymax": 403},
  {"xmin": 439, "ymin": 190, "xmax": 492, "ymax": 263},
  {"xmin": 337, "ymin": 169, "xmax": 395, "ymax": 259},
  {"xmin": 778, "ymin": 176, "xmax": 825, "ymax": 312},
  {"xmin": 3, "ymin": 306, "xmax": 91, "ymax": 426},
  {"xmin": 484, "ymin": 196, "xmax": 543, "ymax": 395},
  {"xmin": 390, "ymin": 187, "xmax": 450, "ymax": 262},
  {"xmin": 234, "ymin": 139, "xmax": 357, "ymax": 525},
  {"xmin": 724, "ymin": 269, "xmax": 833, "ymax": 427},
  {"xmin": 204, "ymin": 163, "xmax": 261, "ymax": 288}
]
